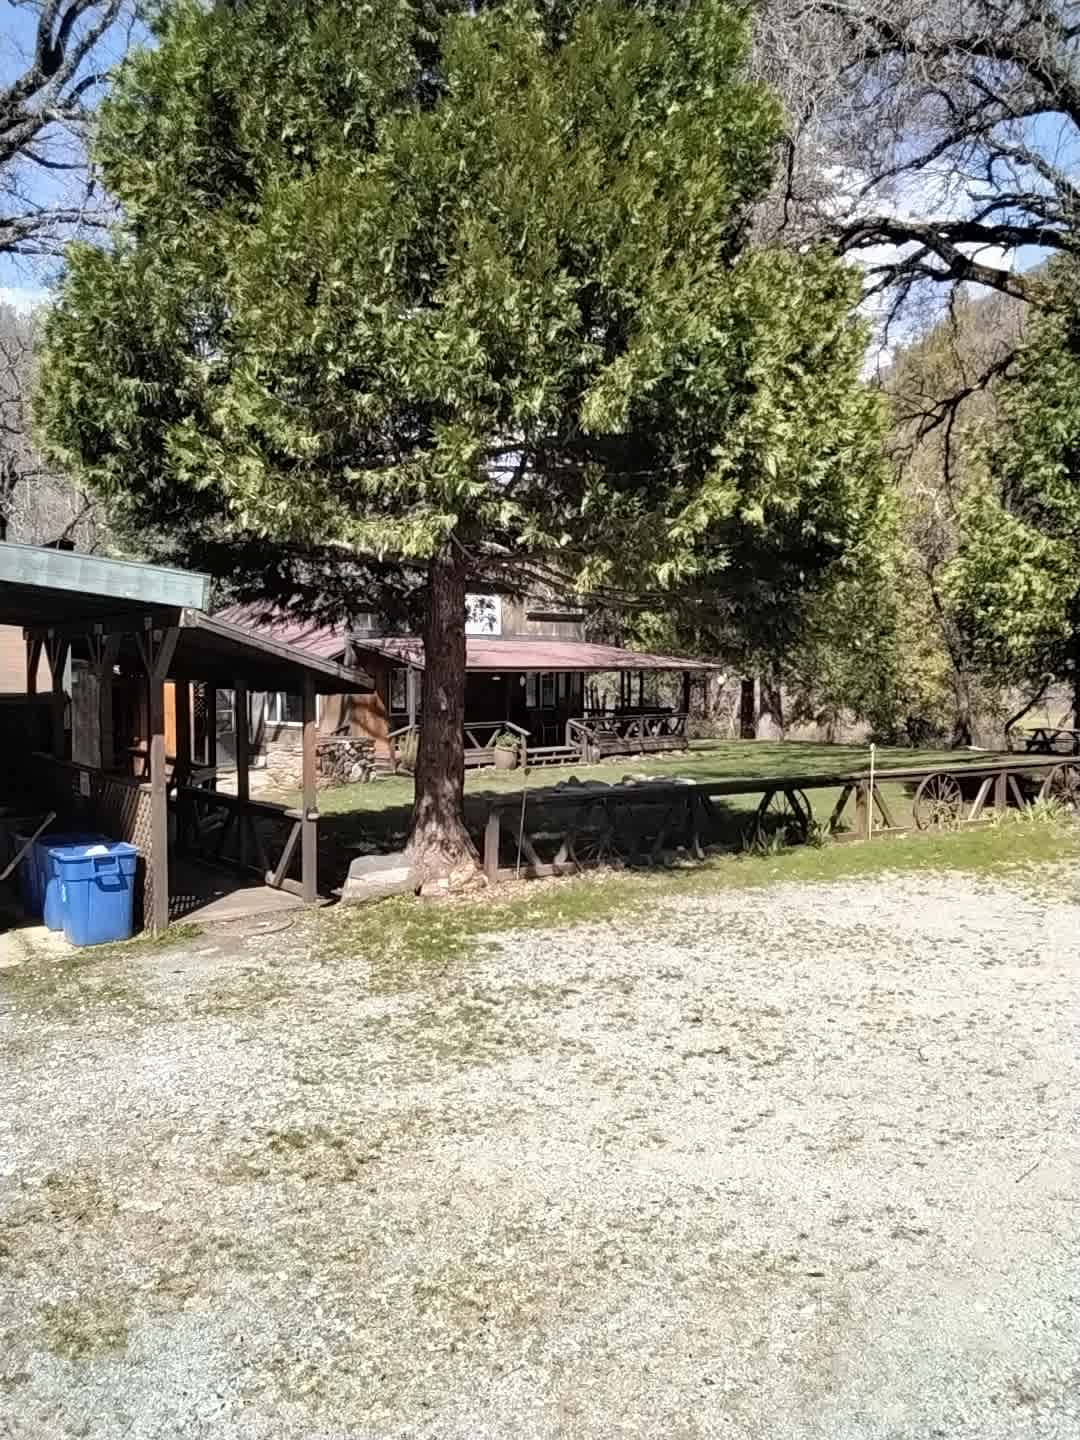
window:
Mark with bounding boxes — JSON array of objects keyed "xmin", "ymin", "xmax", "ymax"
[
  {"xmin": 569, "ymin": 672, "xmax": 584, "ymax": 708},
  {"xmin": 266, "ymin": 691, "xmax": 304, "ymax": 726},
  {"xmin": 525, "ymin": 673, "xmax": 539, "ymax": 708},
  {"xmin": 541, "ymin": 672, "xmax": 556, "ymax": 709},
  {"xmin": 389, "ymin": 668, "xmax": 407, "ymax": 712}
]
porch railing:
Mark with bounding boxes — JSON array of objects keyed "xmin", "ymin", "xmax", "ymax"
[
  {"xmin": 567, "ymin": 711, "xmax": 689, "ymax": 763},
  {"xmin": 171, "ymin": 783, "xmax": 317, "ymax": 896},
  {"xmin": 387, "ymin": 719, "xmax": 529, "ymax": 772}
]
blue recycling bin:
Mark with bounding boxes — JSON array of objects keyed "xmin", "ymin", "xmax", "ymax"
[
  {"xmin": 38, "ymin": 833, "xmax": 107, "ymax": 930},
  {"xmin": 53, "ymin": 841, "xmax": 139, "ymax": 947}
]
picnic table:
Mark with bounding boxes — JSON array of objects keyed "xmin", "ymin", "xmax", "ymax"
[{"xmin": 1012, "ymin": 726, "xmax": 1080, "ymax": 756}]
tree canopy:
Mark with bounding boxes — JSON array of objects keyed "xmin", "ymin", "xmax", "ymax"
[
  {"xmin": 946, "ymin": 262, "xmax": 1080, "ymax": 721},
  {"xmin": 37, "ymin": 0, "xmax": 886, "ymax": 870}
]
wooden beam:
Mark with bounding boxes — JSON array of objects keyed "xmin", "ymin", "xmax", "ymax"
[
  {"xmin": 266, "ymin": 820, "xmax": 302, "ymax": 890},
  {"xmin": 406, "ymin": 665, "xmax": 418, "ymax": 726},
  {"xmin": 301, "ymin": 673, "xmax": 318, "ymax": 904},
  {"xmin": 26, "ymin": 609, "xmax": 176, "ymax": 644}
]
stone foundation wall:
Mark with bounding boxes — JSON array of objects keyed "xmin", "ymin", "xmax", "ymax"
[{"xmin": 263, "ymin": 734, "xmax": 376, "ymax": 790}]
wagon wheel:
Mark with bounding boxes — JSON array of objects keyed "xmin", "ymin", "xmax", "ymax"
[
  {"xmin": 913, "ymin": 772, "xmax": 963, "ymax": 830},
  {"xmin": 1038, "ymin": 762, "xmax": 1080, "ymax": 814},
  {"xmin": 568, "ymin": 801, "xmax": 627, "ymax": 867},
  {"xmin": 748, "ymin": 787, "xmax": 813, "ymax": 846}
]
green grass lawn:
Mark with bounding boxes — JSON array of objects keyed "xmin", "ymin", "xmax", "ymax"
[{"xmin": 291, "ymin": 738, "xmax": 1011, "ymax": 860}]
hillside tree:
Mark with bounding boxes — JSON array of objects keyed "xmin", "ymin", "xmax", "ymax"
[{"xmin": 947, "ymin": 262, "xmax": 1080, "ymax": 725}]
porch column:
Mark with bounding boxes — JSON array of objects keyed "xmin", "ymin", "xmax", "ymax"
[
  {"xmin": 406, "ymin": 665, "xmax": 418, "ymax": 727},
  {"xmin": 301, "ymin": 674, "xmax": 318, "ymax": 904},
  {"xmin": 45, "ymin": 632, "xmax": 71, "ymax": 760},
  {"xmin": 681, "ymin": 670, "xmax": 691, "ymax": 716},
  {"xmin": 234, "ymin": 680, "xmax": 249, "ymax": 869},
  {"xmin": 205, "ymin": 685, "xmax": 217, "ymax": 777},
  {"xmin": 638, "ymin": 671, "xmax": 645, "ymax": 710},
  {"xmin": 234, "ymin": 681, "xmax": 250, "ymax": 802},
  {"xmin": 174, "ymin": 678, "xmax": 192, "ymax": 787},
  {"xmin": 89, "ymin": 632, "xmax": 121, "ymax": 771},
  {"xmin": 138, "ymin": 624, "xmax": 180, "ymax": 934},
  {"xmin": 25, "ymin": 634, "xmax": 43, "ymax": 694}
]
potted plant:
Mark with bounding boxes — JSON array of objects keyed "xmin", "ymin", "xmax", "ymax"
[{"xmin": 493, "ymin": 731, "xmax": 520, "ymax": 770}]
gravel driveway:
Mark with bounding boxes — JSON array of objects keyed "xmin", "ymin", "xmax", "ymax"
[{"xmin": 1, "ymin": 867, "xmax": 1078, "ymax": 1439}]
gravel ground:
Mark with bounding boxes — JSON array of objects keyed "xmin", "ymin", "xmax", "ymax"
[{"xmin": 1, "ymin": 867, "xmax": 1078, "ymax": 1439}]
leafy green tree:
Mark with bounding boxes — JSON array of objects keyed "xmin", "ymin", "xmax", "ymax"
[
  {"xmin": 947, "ymin": 264, "xmax": 1080, "ymax": 726},
  {"xmin": 37, "ymin": 0, "xmax": 885, "ymax": 874}
]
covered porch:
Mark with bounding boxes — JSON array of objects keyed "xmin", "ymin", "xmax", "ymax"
[
  {"xmin": 359, "ymin": 635, "xmax": 716, "ymax": 770},
  {"xmin": 0, "ymin": 543, "xmax": 371, "ymax": 931}
]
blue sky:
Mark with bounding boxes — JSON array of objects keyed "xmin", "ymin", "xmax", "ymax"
[{"xmin": 0, "ymin": 0, "xmax": 146, "ymax": 306}]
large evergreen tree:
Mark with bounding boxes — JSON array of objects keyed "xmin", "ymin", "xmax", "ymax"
[{"xmin": 37, "ymin": 0, "xmax": 884, "ymax": 875}]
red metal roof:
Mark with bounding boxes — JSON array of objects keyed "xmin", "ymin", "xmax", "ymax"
[
  {"xmin": 215, "ymin": 604, "xmax": 716, "ymax": 673},
  {"xmin": 354, "ymin": 636, "xmax": 715, "ymax": 672},
  {"xmin": 213, "ymin": 602, "xmax": 345, "ymax": 660}
]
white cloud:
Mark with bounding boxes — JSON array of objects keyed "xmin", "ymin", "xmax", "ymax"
[{"xmin": 0, "ymin": 285, "xmax": 49, "ymax": 315}]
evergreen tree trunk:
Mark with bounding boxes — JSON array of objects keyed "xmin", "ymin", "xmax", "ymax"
[
  {"xmin": 407, "ymin": 546, "xmax": 478, "ymax": 882},
  {"xmin": 738, "ymin": 677, "xmax": 756, "ymax": 739}
]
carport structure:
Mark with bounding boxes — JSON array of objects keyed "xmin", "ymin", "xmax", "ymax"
[{"xmin": 0, "ymin": 543, "xmax": 372, "ymax": 931}]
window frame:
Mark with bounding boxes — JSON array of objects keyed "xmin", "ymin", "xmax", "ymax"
[{"xmin": 265, "ymin": 691, "xmax": 305, "ymax": 727}]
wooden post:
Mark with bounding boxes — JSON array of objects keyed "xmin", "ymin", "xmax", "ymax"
[
  {"xmin": 406, "ymin": 665, "xmax": 418, "ymax": 726},
  {"xmin": 174, "ymin": 679, "xmax": 192, "ymax": 784},
  {"xmin": 233, "ymin": 681, "xmax": 249, "ymax": 869},
  {"xmin": 89, "ymin": 632, "xmax": 121, "ymax": 772},
  {"xmin": 301, "ymin": 673, "xmax": 318, "ymax": 904},
  {"xmin": 682, "ymin": 670, "xmax": 691, "ymax": 717},
  {"xmin": 484, "ymin": 806, "xmax": 500, "ymax": 882},
  {"xmin": 854, "ymin": 780, "xmax": 869, "ymax": 841},
  {"xmin": 25, "ymin": 634, "xmax": 43, "ymax": 694},
  {"xmin": 148, "ymin": 669, "xmax": 168, "ymax": 929},
  {"xmin": 233, "ymin": 682, "xmax": 250, "ymax": 803},
  {"xmin": 46, "ymin": 634, "xmax": 71, "ymax": 760},
  {"xmin": 638, "ymin": 671, "xmax": 645, "ymax": 710},
  {"xmin": 994, "ymin": 770, "xmax": 1008, "ymax": 814},
  {"xmin": 205, "ymin": 685, "xmax": 217, "ymax": 777},
  {"xmin": 140, "ymin": 625, "xmax": 180, "ymax": 934}
]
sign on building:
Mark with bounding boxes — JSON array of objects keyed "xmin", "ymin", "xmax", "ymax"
[{"xmin": 465, "ymin": 594, "xmax": 502, "ymax": 636}]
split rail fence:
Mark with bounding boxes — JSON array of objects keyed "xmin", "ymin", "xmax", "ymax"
[{"xmin": 481, "ymin": 753, "xmax": 1079, "ymax": 883}]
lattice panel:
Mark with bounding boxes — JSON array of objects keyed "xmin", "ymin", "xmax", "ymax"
[{"xmin": 94, "ymin": 776, "xmax": 154, "ymax": 928}]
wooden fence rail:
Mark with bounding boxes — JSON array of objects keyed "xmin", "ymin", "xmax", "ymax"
[{"xmin": 481, "ymin": 753, "xmax": 1078, "ymax": 883}]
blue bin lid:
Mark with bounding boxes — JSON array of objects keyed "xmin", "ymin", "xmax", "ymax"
[
  {"xmin": 50, "ymin": 840, "xmax": 138, "ymax": 863},
  {"xmin": 41, "ymin": 832, "xmax": 108, "ymax": 852}
]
